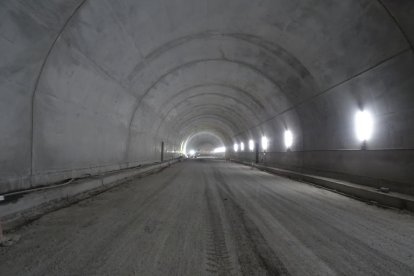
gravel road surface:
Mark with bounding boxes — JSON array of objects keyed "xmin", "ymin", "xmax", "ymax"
[{"xmin": 1, "ymin": 159, "xmax": 413, "ymax": 275}]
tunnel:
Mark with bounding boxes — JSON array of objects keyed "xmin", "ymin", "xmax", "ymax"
[{"xmin": 1, "ymin": 1, "xmax": 414, "ymax": 275}]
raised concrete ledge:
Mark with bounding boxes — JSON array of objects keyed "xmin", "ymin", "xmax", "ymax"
[
  {"xmin": 232, "ymin": 160, "xmax": 414, "ymax": 212},
  {"xmin": 0, "ymin": 160, "xmax": 178, "ymax": 231}
]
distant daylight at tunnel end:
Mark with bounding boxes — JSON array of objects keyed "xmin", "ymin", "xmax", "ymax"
[{"xmin": 1, "ymin": 1, "xmax": 414, "ymax": 275}]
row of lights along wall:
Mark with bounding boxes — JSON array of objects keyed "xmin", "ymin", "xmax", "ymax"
[
  {"xmin": 233, "ymin": 131, "xmax": 290, "ymax": 152},
  {"xmin": 233, "ymin": 110, "xmax": 374, "ymax": 152}
]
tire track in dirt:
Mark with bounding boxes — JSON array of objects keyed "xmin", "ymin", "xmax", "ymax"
[
  {"xmin": 203, "ymin": 171, "xmax": 234, "ymax": 275},
  {"xmin": 212, "ymin": 167, "xmax": 290, "ymax": 276}
]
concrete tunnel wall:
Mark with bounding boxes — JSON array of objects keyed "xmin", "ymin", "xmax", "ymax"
[{"xmin": 0, "ymin": 0, "xmax": 413, "ymax": 194}]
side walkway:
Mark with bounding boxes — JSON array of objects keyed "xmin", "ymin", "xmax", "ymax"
[{"xmin": 232, "ymin": 160, "xmax": 414, "ymax": 212}]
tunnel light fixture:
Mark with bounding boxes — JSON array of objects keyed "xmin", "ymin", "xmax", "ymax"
[
  {"xmin": 249, "ymin": 139, "xmax": 254, "ymax": 151},
  {"xmin": 240, "ymin": 142, "xmax": 245, "ymax": 151},
  {"xmin": 355, "ymin": 110, "xmax": 373, "ymax": 142},
  {"xmin": 234, "ymin": 143, "xmax": 239, "ymax": 152},
  {"xmin": 261, "ymin": 136, "xmax": 269, "ymax": 151},
  {"xmin": 284, "ymin": 130, "xmax": 293, "ymax": 149}
]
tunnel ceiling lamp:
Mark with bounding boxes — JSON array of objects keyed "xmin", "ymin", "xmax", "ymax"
[
  {"xmin": 355, "ymin": 110, "xmax": 374, "ymax": 142},
  {"xmin": 234, "ymin": 143, "xmax": 239, "ymax": 152},
  {"xmin": 240, "ymin": 142, "xmax": 245, "ymax": 151},
  {"xmin": 261, "ymin": 136, "xmax": 269, "ymax": 151},
  {"xmin": 249, "ymin": 140, "xmax": 254, "ymax": 151},
  {"xmin": 284, "ymin": 130, "xmax": 293, "ymax": 149}
]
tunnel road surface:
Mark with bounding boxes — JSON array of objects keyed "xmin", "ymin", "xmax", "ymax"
[{"xmin": 1, "ymin": 159, "xmax": 414, "ymax": 275}]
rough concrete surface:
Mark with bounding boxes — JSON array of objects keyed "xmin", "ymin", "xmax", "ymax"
[
  {"xmin": 1, "ymin": 0, "xmax": 414, "ymax": 195},
  {"xmin": 1, "ymin": 159, "xmax": 413, "ymax": 275}
]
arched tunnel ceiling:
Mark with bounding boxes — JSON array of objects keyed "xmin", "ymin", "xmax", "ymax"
[{"xmin": 1, "ymin": 0, "xmax": 414, "ymax": 192}]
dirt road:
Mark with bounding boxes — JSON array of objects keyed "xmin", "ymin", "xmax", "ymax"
[{"xmin": 1, "ymin": 159, "xmax": 413, "ymax": 275}]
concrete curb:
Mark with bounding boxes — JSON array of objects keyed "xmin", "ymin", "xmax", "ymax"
[
  {"xmin": 232, "ymin": 160, "xmax": 414, "ymax": 212},
  {"xmin": 0, "ymin": 160, "xmax": 178, "ymax": 231}
]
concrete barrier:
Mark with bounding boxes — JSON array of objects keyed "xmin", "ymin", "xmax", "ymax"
[
  {"xmin": 0, "ymin": 160, "xmax": 178, "ymax": 232},
  {"xmin": 232, "ymin": 160, "xmax": 414, "ymax": 212}
]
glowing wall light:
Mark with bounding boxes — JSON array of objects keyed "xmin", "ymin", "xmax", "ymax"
[
  {"xmin": 355, "ymin": 110, "xmax": 373, "ymax": 142},
  {"xmin": 249, "ymin": 139, "xmax": 254, "ymax": 151},
  {"xmin": 240, "ymin": 142, "xmax": 245, "ymax": 151},
  {"xmin": 234, "ymin": 143, "xmax": 239, "ymax": 152},
  {"xmin": 261, "ymin": 136, "xmax": 269, "ymax": 151},
  {"xmin": 284, "ymin": 130, "xmax": 293, "ymax": 149}
]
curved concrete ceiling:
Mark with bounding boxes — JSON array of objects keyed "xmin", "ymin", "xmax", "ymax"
[{"xmin": 1, "ymin": 0, "xmax": 413, "ymax": 193}]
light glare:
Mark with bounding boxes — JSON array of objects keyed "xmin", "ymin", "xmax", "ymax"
[
  {"xmin": 234, "ymin": 143, "xmax": 239, "ymax": 152},
  {"xmin": 249, "ymin": 140, "xmax": 254, "ymax": 151},
  {"xmin": 284, "ymin": 130, "xmax": 293, "ymax": 148},
  {"xmin": 261, "ymin": 136, "xmax": 269, "ymax": 151},
  {"xmin": 240, "ymin": 142, "xmax": 245, "ymax": 151},
  {"xmin": 355, "ymin": 110, "xmax": 373, "ymax": 142},
  {"xmin": 212, "ymin": 147, "xmax": 226, "ymax": 153},
  {"xmin": 189, "ymin": 149, "xmax": 196, "ymax": 156}
]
